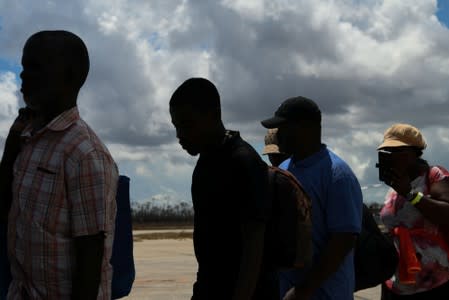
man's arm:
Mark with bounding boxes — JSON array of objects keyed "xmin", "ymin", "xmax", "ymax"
[
  {"xmin": 230, "ymin": 148, "xmax": 270, "ymax": 300},
  {"xmin": 232, "ymin": 220, "xmax": 266, "ymax": 300},
  {"xmin": 71, "ymin": 233, "xmax": 105, "ymax": 300},
  {"xmin": 67, "ymin": 149, "xmax": 118, "ymax": 300},
  {"xmin": 285, "ymin": 173, "xmax": 362, "ymax": 300},
  {"xmin": 295, "ymin": 233, "xmax": 357, "ymax": 297},
  {"xmin": 412, "ymin": 177, "xmax": 449, "ymax": 226},
  {"xmin": 0, "ymin": 131, "xmax": 20, "ymax": 221},
  {"xmin": 0, "ymin": 109, "xmax": 32, "ymax": 221}
]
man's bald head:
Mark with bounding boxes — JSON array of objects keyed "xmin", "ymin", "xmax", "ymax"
[{"xmin": 25, "ymin": 30, "xmax": 90, "ymax": 90}]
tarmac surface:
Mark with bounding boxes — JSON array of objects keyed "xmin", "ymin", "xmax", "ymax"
[{"xmin": 126, "ymin": 231, "xmax": 381, "ymax": 299}]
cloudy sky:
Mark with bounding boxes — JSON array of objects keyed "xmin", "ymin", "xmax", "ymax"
[{"xmin": 1, "ymin": 0, "xmax": 449, "ymax": 205}]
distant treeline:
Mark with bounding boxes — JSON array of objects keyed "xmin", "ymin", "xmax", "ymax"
[
  {"xmin": 131, "ymin": 201, "xmax": 194, "ymax": 227},
  {"xmin": 130, "ymin": 200, "xmax": 383, "ymax": 227}
]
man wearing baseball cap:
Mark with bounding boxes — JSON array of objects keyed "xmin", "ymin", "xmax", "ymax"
[
  {"xmin": 262, "ymin": 96, "xmax": 363, "ymax": 300},
  {"xmin": 262, "ymin": 128, "xmax": 290, "ymax": 167},
  {"xmin": 377, "ymin": 124, "xmax": 449, "ymax": 299}
]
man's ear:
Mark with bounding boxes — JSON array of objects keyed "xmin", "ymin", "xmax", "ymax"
[
  {"xmin": 65, "ymin": 66, "xmax": 75, "ymax": 83},
  {"xmin": 63, "ymin": 66, "xmax": 83, "ymax": 92},
  {"xmin": 205, "ymin": 108, "xmax": 221, "ymax": 122}
]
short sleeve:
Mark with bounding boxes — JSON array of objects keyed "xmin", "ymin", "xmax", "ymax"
[
  {"xmin": 67, "ymin": 150, "xmax": 118, "ymax": 237},
  {"xmin": 233, "ymin": 149, "xmax": 270, "ymax": 223},
  {"xmin": 326, "ymin": 175, "xmax": 363, "ymax": 234}
]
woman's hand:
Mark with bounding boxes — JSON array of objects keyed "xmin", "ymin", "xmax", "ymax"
[{"xmin": 387, "ymin": 169, "xmax": 412, "ymax": 197}]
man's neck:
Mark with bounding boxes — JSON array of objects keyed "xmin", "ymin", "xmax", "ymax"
[
  {"xmin": 32, "ymin": 101, "xmax": 76, "ymax": 132},
  {"xmin": 211, "ymin": 125, "xmax": 227, "ymax": 146},
  {"xmin": 202, "ymin": 124, "xmax": 227, "ymax": 153},
  {"xmin": 292, "ymin": 142, "xmax": 322, "ymax": 161}
]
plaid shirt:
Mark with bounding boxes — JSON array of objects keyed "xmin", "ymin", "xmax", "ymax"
[{"xmin": 7, "ymin": 107, "xmax": 118, "ymax": 300}]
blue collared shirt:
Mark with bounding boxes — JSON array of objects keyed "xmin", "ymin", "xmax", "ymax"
[{"xmin": 279, "ymin": 144, "xmax": 363, "ymax": 300}]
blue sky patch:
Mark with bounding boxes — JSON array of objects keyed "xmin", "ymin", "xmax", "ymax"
[
  {"xmin": 437, "ymin": 0, "xmax": 449, "ymax": 27},
  {"xmin": 148, "ymin": 32, "xmax": 162, "ymax": 51},
  {"xmin": 0, "ymin": 58, "xmax": 21, "ymax": 76}
]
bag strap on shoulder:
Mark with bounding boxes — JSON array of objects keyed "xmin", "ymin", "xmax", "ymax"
[{"xmin": 269, "ymin": 166, "xmax": 304, "ymax": 192}]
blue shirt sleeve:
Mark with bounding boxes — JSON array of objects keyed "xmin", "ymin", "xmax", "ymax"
[
  {"xmin": 279, "ymin": 158, "xmax": 291, "ymax": 171},
  {"xmin": 326, "ymin": 174, "xmax": 363, "ymax": 233}
]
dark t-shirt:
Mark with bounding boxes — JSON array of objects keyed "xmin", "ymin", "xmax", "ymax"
[{"xmin": 191, "ymin": 130, "xmax": 270, "ymax": 300}]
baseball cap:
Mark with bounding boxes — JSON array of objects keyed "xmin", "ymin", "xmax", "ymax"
[
  {"xmin": 377, "ymin": 123, "xmax": 427, "ymax": 150},
  {"xmin": 261, "ymin": 96, "xmax": 321, "ymax": 128},
  {"xmin": 262, "ymin": 128, "xmax": 281, "ymax": 155}
]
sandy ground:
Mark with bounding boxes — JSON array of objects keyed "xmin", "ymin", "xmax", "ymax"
[{"xmin": 125, "ymin": 231, "xmax": 381, "ymax": 300}]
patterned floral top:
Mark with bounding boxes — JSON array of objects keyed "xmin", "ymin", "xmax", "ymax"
[{"xmin": 380, "ymin": 165, "xmax": 449, "ymax": 295}]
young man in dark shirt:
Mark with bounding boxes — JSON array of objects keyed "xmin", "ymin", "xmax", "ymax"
[{"xmin": 169, "ymin": 78, "xmax": 271, "ymax": 300}]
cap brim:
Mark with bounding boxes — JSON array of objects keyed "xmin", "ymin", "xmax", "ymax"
[
  {"xmin": 377, "ymin": 139, "xmax": 411, "ymax": 150},
  {"xmin": 261, "ymin": 116, "xmax": 287, "ymax": 128},
  {"xmin": 262, "ymin": 144, "xmax": 280, "ymax": 155}
]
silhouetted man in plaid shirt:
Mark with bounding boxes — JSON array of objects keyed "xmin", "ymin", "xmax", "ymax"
[{"xmin": 0, "ymin": 30, "xmax": 118, "ymax": 300}]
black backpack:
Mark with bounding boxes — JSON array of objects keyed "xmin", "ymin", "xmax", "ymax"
[
  {"xmin": 266, "ymin": 166, "xmax": 313, "ymax": 269},
  {"xmin": 354, "ymin": 204, "xmax": 398, "ymax": 291},
  {"xmin": 0, "ymin": 221, "xmax": 10, "ymax": 300},
  {"xmin": 111, "ymin": 175, "xmax": 136, "ymax": 299}
]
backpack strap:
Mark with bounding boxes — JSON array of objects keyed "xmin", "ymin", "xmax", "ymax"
[
  {"xmin": 270, "ymin": 166, "xmax": 305, "ymax": 194},
  {"xmin": 268, "ymin": 166, "xmax": 279, "ymax": 208},
  {"xmin": 269, "ymin": 166, "xmax": 312, "ymax": 222}
]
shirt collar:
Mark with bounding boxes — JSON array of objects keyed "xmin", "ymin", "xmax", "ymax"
[
  {"xmin": 46, "ymin": 106, "xmax": 80, "ymax": 131},
  {"xmin": 21, "ymin": 107, "xmax": 80, "ymax": 137},
  {"xmin": 290, "ymin": 144, "xmax": 328, "ymax": 168},
  {"xmin": 200, "ymin": 130, "xmax": 240, "ymax": 157}
]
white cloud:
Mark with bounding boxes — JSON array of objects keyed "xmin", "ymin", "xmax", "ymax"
[
  {"xmin": 0, "ymin": 72, "xmax": 19, "ymax": 137},
  {"xmin": 1, "ymin": 0, "xmax": 449, "ymax": 204},
  {"xmin": 135, "ymin": 165, "xmax": 152, "ymax": 177}
]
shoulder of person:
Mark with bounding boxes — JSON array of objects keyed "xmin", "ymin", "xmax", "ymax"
[
  {"xmin": 327, "ymin": 151, "xmax": 358, "ymax": 179},
  {"xmin": 428, "ymin": 165, "xmax": 449, "ymax": 183},
  {"xmin": 64, "ymin": 120, "xmax": 112, "ymax": 158},
  {"xmin": 230, "ymin": 139, "xmax": 264, "ymax": 166},
  {"xmin": 428, "ymin": 165, "xmax": 449, "ymax": 202}
]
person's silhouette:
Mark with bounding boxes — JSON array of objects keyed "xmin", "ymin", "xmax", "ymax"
[
  {"xmin": 0, "ymin": 30, "xmax": 118, "ymax": 299},
  {"xmin": 170, "ymin": 78, "xmax": 272, "ymax": 300},
  {"xmin": 262, "ymin": 96, "xmax": 363, "ymax": 300},
  {"xmin": 262, "ymin": 128, "xmax": 290, "ymax": 167}
]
